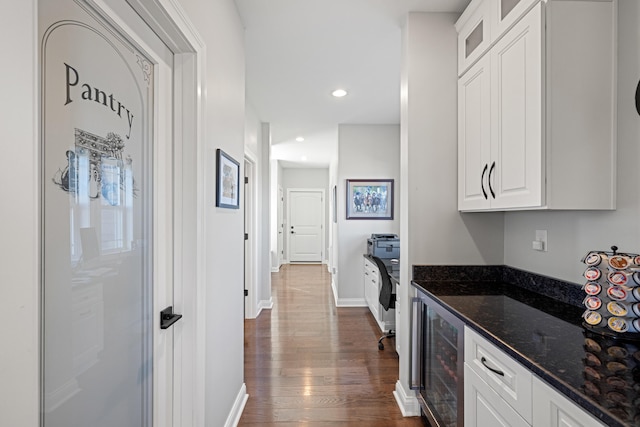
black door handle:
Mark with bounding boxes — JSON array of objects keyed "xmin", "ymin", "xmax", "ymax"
[
  {"xmin": 488, "ymin": 161, "xmax": 496, "ymax": 199},
  {"xmin": 481, "ymin": 163, "xmax": 488, "ymax": 200},
  {"xmin": 160, "ymin": 306, "xmax": 182, "ymax": 329}
]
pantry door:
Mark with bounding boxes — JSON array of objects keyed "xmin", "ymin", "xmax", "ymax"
[{"xmin": 40, "ymin": 1, "xmax": 180, "ymax": 426}]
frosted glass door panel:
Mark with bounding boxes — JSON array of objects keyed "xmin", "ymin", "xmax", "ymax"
[{"xmin": 40, "ymin": 2, "xmax": 154, "ymax": 426}]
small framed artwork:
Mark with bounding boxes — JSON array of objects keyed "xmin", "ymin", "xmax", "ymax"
[
  {"xmin": 346, "ymin": 179, "xmax": 394, "ymax": 220},
  {"xmin": 216, "ymin": 149, "xmax": 240, "ymax": 209}
]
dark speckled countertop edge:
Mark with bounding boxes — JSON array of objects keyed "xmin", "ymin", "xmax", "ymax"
[{"xmin": 411, "ymin": 280, "xmax": 622, "ymax": 427}]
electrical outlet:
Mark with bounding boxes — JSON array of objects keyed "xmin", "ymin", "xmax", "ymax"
[{"xmin": 533, "ymin": 230, "xmax": 548, "ymax": 252}]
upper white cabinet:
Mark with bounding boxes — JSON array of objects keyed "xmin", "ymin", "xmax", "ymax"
[
  {"xmin": 456, "ymin": 0, "xmax": 493, "ymax": 76},
  {"xmin": 493, "ymin": 0, "xmax": 539, "ymax": 42},
  {"xmin": 457, "ymin": 0, "xmax": 617, "ymax": 212}
]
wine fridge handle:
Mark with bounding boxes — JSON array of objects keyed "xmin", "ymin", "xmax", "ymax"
[{"xmin": 409, "ymin": 297, "xmax": 424, "ymax": 390}]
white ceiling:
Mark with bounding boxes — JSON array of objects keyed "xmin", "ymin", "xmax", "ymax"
[{"xmin": 235, "ymin": 0, "xmax": 470, "ymax": 168}]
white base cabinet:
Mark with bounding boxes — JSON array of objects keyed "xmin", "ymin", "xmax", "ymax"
[
  {"xmin": 465, "ymin": 364, "xmax": 530, "ymax": 427},
  {"xmin": 363, "ymin": 257, "xmax": 395, "ymax": 333},
  {"xmin": 533, "ymin": 378, "xmax": 605, "ymax": 427},
  {"xmin": 464, "ymin": 327, "xmax": 607, "ymax": 427}
]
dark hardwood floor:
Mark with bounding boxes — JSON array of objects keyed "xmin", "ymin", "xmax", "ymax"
[{"xmin": 239, "ymin": 264, "xmax": 426, "ymax": 426}]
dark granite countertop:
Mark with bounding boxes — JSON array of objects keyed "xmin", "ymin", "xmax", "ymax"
[{"xmin": 412, "ymin": 266, "xmax": 640, "ymax": 427}]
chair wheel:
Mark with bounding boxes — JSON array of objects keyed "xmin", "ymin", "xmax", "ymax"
[{"xmin": 378, "ymin": 342, "xmax": 384, "ymax": 350}]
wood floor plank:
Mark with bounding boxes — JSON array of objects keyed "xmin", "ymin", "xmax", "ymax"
[{"xmin": 239, "ymin": 264, "xmax": 425, "ymax": 426}]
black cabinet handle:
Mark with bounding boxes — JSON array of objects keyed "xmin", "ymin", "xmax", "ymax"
[
  {"xmin": 481, "ymin": 164, "xmax": 488, "ymax": 200},
  {"xmin": 481, "ymin": 356, "xmax": 504, "ymax": 376},
  {"xmin": 160, "ymin": 306, "xmax": 182, "ymax": 329},
  {"xmin": 488, "ymin": 161, "xmax": 496, "ymax": 199}
]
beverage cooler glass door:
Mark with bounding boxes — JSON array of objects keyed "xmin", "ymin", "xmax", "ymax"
[{"xmin": 411, "ymin": 292, "xmax": 465, "ymax": 427}]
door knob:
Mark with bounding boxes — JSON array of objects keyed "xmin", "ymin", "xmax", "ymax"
[{"xmin": 160, "ymin": 306, "xmax": 182, "ymax": 329}]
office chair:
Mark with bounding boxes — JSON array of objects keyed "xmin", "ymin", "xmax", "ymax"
[{"xmin": 370, "ymin": 256, "xmax": 396, "ymax": 350}]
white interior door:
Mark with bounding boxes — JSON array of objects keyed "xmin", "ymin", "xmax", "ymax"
[
  {"xmin": 40, "ymin": 1, "xmax": 178, "ymax": 426},
  {"xmin": 288, "ymin": 189, "xmax": 324, "ymax": 262}
]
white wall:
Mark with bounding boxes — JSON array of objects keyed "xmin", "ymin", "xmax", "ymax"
[
  {"xmin": 397, "ymin": 12, "xmax": 505, "ymax": 412},
  {"xmin": 176, "ymin": 0, "xmax": 247, "ymax": 425},
  {"xmin": 503, "ymin": 1, "xmax": 640, "ymax": 284},
  {"xmin": 282, "ymin": 167, "xmax": 330, "ymax": 263},
  {"xmin": 0, "ymin": 1, "xmax": 39, "ymax": 425},
  {"xmin": 244, "ymin": 104, "xmax": 272, "ymax": 314},
  {"xmin": 335, "ymin": 124, "xmax": 401, "ymax": 304}
]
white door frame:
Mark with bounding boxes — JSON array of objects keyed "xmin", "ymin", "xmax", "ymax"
[
  {"xmin": 286, "ymin": 188, "xmax": 325, "ymax": 263},
  {"xmin": 243, "ymin": 152, "xmax": 258, "ymax": 319},
  {"xmin": 88, "ymin": 1, "xmax": 207, "ymax": 426},
  {"xmin": 277, "ymin": 185, "xmax": 284, "ymax": 268}
]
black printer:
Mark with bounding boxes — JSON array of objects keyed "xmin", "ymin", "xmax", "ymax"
[{"xmin": 367, "ymin": 234, "xmax": 399, "ymax": 259}]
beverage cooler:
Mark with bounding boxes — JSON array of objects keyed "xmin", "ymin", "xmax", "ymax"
[{"xmin": 411, "ymin": 289, "xmax": 465, "ymax": 427}]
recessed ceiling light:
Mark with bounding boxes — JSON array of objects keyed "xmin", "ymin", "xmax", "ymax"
[
  {"xmin": 332, "ymin": 89, "xmax": 348, "ymax": 98},
  {"xmin": 295, "ymin": 136, "xmax": 304, "ymax": 142},
  {"xmin": 301, "ymin": 156, "xmax": 308, "ymax": 161}
]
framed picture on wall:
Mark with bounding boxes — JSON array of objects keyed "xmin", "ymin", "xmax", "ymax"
[
  {"xmin": 346, "ymin": 179, "xmax": 394, "ymax": 220},
  {"xmin": 216, "ymin": 149, "xmax": 240, "ymax": 209}
]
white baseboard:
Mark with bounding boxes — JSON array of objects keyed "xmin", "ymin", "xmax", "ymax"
[
  {"xmin": 225, "ymin": 383, "xmax": 249, "ymax": 427},
  {"xmin": 393, "ymin": 380, "xmax": 420, "ymax": 417},
  {"xmin": 271, "ymin": 266, "xmax": 280, "ymax": 273},
  {"xmin": 335, "ymin": 298, "xmax": 367, "ymax": 307},
  {"xmin": 256, "ymin": 298, "xmax": 274, "ymax": 316},
  {"xmin": 331, "ymin": 278, "xmax": 366, "ymax": 307}
]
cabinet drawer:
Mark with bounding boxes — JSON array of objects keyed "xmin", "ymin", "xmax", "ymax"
[
  {"xmin": 364, "ymin": 258, "xmax": 379, "ymax": 277},
  {"xmin": 464, "ymin": 327, "xmax": 532, "ymax": 423}
]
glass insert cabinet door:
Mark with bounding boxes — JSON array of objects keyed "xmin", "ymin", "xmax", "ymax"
[{"xmin": 39, "ymin": 1, "xmax": 173, "ymax": 426}]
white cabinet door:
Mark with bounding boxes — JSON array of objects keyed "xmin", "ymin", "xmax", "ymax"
[
  {"xmin": 458, "ymin": 54, "xmax": 492, "ymax": 211},
  {"xmin": 456, "ymin": 0, "xmax": 493, "ymax": 76},
  {"xmin": 490, "ymin": 2, "xmax": 543, "ymax": 209},
  {"xmin": 493, "ymin": 0, "xmax": 539, "ymax": 42},
  {"xmin": 465, "ymin": 364, "xmax": 530, "ymax": 427},
  {"xmin": 532, "ymin": 377, "xmax": 605, "ymax": 427}
]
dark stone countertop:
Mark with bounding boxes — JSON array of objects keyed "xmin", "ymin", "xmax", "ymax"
[{"xmin": 412, "ymin": 266, "xmax": 640, "ymax": 427}]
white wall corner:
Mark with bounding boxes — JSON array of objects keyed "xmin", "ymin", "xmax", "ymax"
[
  {"xmin": 393, "ymin": 380, "xmax": 420, "ymax": 417},
  {"xmin": 257, "ymin": 297, "xmax": 274, "ymax": 316},
  {"xmin": 331, "ymin": 278, "xmax": 338, "ymax": 306},
  {"xmin": 224, "ymin": 383, "xmax": 249, "ymax": 427}
]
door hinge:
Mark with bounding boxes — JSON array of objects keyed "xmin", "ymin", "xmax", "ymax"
[
  {"xmin": 244, "ymin": 176, "xmax": 249, "ymax": 184},
  {"xmin": 244, "ymin": 289, "xmax": 248, "ymax": 297},
  {"xmin": 244, "ymin": 233, "xmax": 249, "ymax": 240}
]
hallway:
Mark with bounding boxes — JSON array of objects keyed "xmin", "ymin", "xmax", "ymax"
[{"xmin": 239, "ymin": 264, "xmax": 425, "ymax": 426}]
